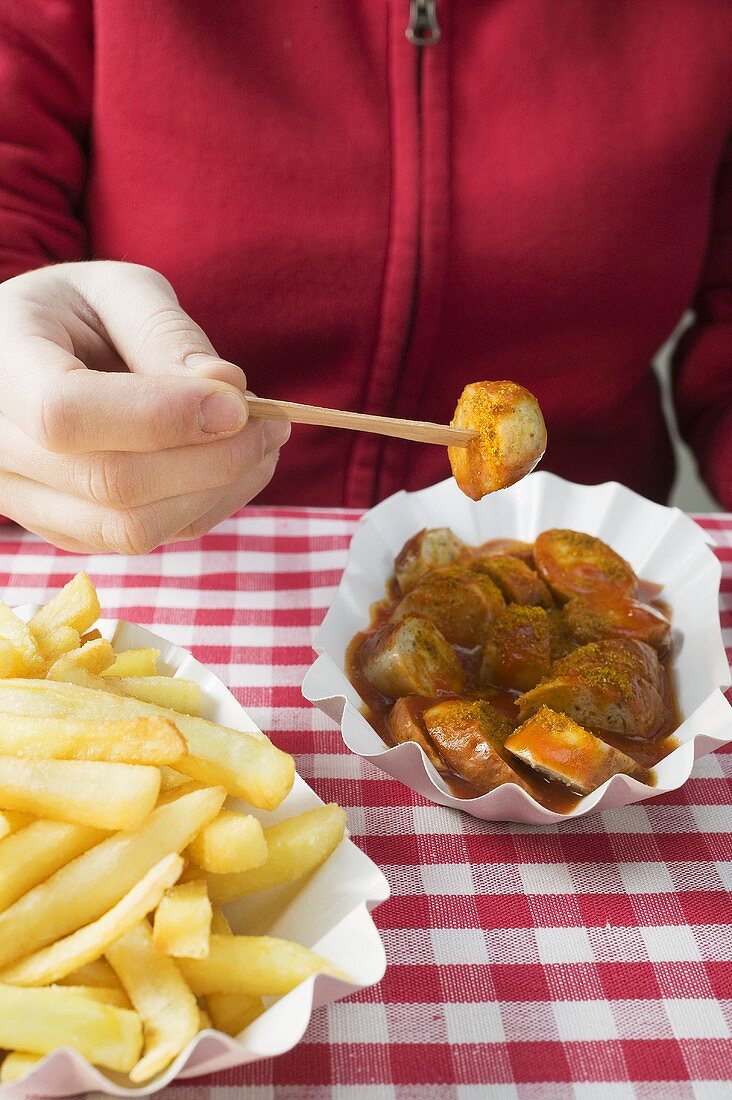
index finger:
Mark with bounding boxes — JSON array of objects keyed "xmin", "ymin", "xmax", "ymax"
[{"xmin": 0, "ymin": 336, "xmax": 249, "ymax": 454}]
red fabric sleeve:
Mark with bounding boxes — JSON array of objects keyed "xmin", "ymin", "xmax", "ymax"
[
  {"xmin": 0, "ymin": 0, "xmax": 92, "ymax": 282},
  {"xmin": 672, "ymin": 140, "xmax": 732, "ymax": 510}
]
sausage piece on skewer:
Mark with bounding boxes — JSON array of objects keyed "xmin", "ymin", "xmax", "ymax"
[{"xmin": 448, "ymin": 381, "xmax": 547, "ymax": 501}]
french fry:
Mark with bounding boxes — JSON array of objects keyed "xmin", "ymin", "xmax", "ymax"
[
  {"xmin": 187, "ymin": 809, "xmax": 267, "ymax": 875},
  {"xmin": 58, "ymin": 958, "xmax": 123, "ymax": 990},
  {"xmin": 47, "ymin": 637, "xmax": 116, "ymax": 677},
  {"xmin": 178, "ymin": 934, "xmax": 347, "ymax": 996},
  {"xmin": 159, "ymin": 766, "xmax": 192, "ymax": 792},
  {"xmin": 152, "ymin": 880, "xmax": 212, "ymax": 959},
  {"xmin": 102, "ymin": 648, "xmax": 160, "ymax": 678},
  {"xmin": 106, "ymin": 921, "xmax": 200, "ymax": 1083},
  {"xmin": 0, "ymin": 756, "xmax": 161, "ymax": 830},
  {"xmin": 0, "ymin": 983, "xmax": 142, "ymax": 1072},
  {"xmin": 202, "ymin": 804, "xmax": 346, "ymax": 903},
  {"xmin": 0, "ymin": 854, "xmax": 184, "ymax": 986},
  {"xmin": 37, "ymin": 625, "xmax": 82, "ymax": 663},
  {"xmin": 0, "ymin": 1051, "xmax": 43, "ymax": 1083},
  {"xmin": 0, "ymin": 638, "xmax": 25, "ymax": 678},
  {"xmin": 0, "ymin": 785, "xmax": 226, "ymax": 968},
  {"xmin": 0, "ymin": 678, "xmax": 295, "ymax": 810},
  {"xmin": 61, "ymin": 985, "xmax": 131, "ymax": 1008},
  {"xmin": 80, "ymin": 628, "xmax": 102, "ymax": 644},
  {"xmin": 0, "ymin": 715, "xmax": 185, "ymax": 764},
  {"xmin": 156, "ymin": 779, "xmax": 203, "ymax": 805},
  {"xmin": 0, "ymin": 603, "xmax": 43, "ymax": 676},
  {"xmin": 0, "ymin": 819, "xmax": 105, "ymax": 912},
  {"xmin": 0, "ymin": 809, "xmax": 33, "ymax": 840},
  {"xmin": 114, "ymin": 676, "xmax": 202, "ymax": 715},
  {"xmin": 29, "ymin": 573, "xmax": 100, "ymax": 658},
  {"xmin": 205, "ymin": 909, "xmax": 264, "ymax": 1036}
]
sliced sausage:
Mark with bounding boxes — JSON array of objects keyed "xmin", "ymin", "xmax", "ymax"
[
  {"xmin": 505, "ymin": 705, "xmax": 651, "ymax": 794},
  {"xmin": 563, "ymin": 590, "xmax": 670, "ymax": 648},
  {"xmin": 534, "ymin": 529, "xmax": 637, "ymax": 603},
  {"xmin": 360, "ymin": 615, "xmax": 466, "ymax": 699},
  {"xmin": 465, "ymin": 538, "xmax": 536, "ymax": 567},
  {"xmin": 422, "ymin": 698, "xmax": 531, "ymax": 793},
  {"xmin": 517, "ymin": 638, "xmax": 665, "ymax": 740},
  {"xmin": 392, "ymin": 566, "xmax": 505, "ymax": 648},
  {"xmin": 395, "ymin": 527, "xmax": 466, "ymax": 595},
  {"xmin": 471, "ymin": 554, "xmax": 553, "ymax": 608},
  {"xmin": 387, "ymin": 696, "xmax": 449, "ymax": 773},
  {"xmin": 480, "ymin": 605, "xmax": 552, "ymax": 692}
]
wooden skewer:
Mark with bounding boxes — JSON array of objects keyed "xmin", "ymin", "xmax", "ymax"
[{"xmin": 246, "ymin": 396, "xmax": 477, "ymax": 448}]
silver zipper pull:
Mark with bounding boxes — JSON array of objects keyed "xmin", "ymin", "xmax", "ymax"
[{"xmin": 406, "ymin": 0, "xmax": 441, "ymax": 45}]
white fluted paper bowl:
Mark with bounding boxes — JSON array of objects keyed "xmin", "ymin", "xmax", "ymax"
[
  {"xmin": 0, "ymin": 612, "xmax": 389, "ymax": 1098},
  {"xmin": 302, "ymin": 472, "xmax": 732, "ymax": 825}
]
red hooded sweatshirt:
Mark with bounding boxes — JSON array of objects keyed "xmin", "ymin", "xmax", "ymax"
[{"xmin": 1, "ymin": 0, "xmax": 731, "ymax": 508}]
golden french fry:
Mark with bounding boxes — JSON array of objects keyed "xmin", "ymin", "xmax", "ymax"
[
  {"xmin": 202, "ymin": 804, "xmax": 346, "ymax": 903},
  {"xmin": 107, "ymin": 921, "xmax": 200, "ymax": 1083},
  {"xmin": 0, "ymin": 785, "xmax": 226, "ymax": 968},
  {"xmin": 47, "ymin": 637, "xmax": 116, "ymax": 677},
  {"xmin": 0, "ymin": 809, "xmax": 33, "ymax": 840},
  {"xmin": 0, "ymin": 819, "xmax": 105, "ymax": 913},
  {"xmin": 0, "ymin": 715, "xmax": 185, "ymax": 764},
  {"xmin": 102, "ymin": 648, "xmax": 160, "ymax": 678},
  {"xmin": 58, "ymin": 958, "xmax": 123, "ymax": 990},
  {"xmin": 0, "ymin": 603, "xmax": 44, "ymax": 676},
  {"xmin": 179, "ymin": 934, "xmax": 348, "ymax": 996},
  {"xmin": 156, "ymin": 780, "xmax": 202, "ymax": 806},
  {"xmin": 0, "ymin": 1051, "xmax": 43, "ymax": 1083},
  {"xmin": 205, "ymin": 909, "xmax": 264, "ymax": 1036},
  {"xmin": 159, "ymin": 766, "xmax": 192, "ymax": 792},
  {"xmin": 80, "ymin": 628, "xmax": 102, "ymax": 644},
  {"xmin": 0, "ymin": 638, "xmax": 25, "ymax": 678},
  {"xmin": 29, "ymin": 573, "xmax": 100, "ymax": 658},
  {"xmin": 152, "ymin": 880, "xmax": 212, "ymax": 959},
  {"xmin": 187, "ymin": 809, "xmax": 267, "ymax": 875},
  {"xmin": 114, "ymin": 676, "xmax": 202, "ymax": 716},
  {"xmin": 0, "ymin": 756, "xmax": 161, "ymax": 830},
  {"xmin": 0, "ymin": 679, "xmax": 295, "ymax": 810},
  {"xmin": 0, "ymin": 854, "xmax": 184, "ymax": 987},
  {"xmin": 61, "ymin": 985, "xmax": 131, "ymax": 1008},
  {"xmin": 37, "ymin": 625, "xmax": 82, "ymax": 664},
  {"xmin": 0, "ymin": 983, "xmax": 142, "ymax": 1072}
]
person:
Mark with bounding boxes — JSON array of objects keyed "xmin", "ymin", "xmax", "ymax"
[{"xmin": 0, "ymin": 1, "xmax": 730, "ymax": 554}]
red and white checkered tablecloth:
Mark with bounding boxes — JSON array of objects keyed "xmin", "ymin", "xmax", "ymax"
[{"xmin": 1, "ymin": 507, "xmax": 731, "ymax": 1100}]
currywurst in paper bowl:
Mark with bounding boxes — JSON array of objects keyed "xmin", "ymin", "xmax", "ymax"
[{"xmin": 303, "ymin": 472, "xmax": 732, "ymax": 825}]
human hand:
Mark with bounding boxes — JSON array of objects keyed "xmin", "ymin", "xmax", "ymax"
[{"xmin": 0, "ymin": 261, "xmax": 289, "ymax": 553}]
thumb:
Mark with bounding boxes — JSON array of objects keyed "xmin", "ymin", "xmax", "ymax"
[{"xmin": 71, "ymin": 261, "xmax": 248, "ymax": 394}]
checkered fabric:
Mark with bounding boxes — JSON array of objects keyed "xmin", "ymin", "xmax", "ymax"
[{"xmin": 1, "ymin": 508, "xmax": 731, "ymax": 1100}]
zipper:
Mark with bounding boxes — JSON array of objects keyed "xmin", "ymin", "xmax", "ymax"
[
  {"xmin": 372, "ymin": 0, "xmax": 439, "ymax": 499},
  {"xmin": 406, "ymin": 0, "xmax": 441, "ymax": 45}
]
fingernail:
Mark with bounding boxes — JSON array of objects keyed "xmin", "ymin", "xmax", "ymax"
[
  {"xmin": 198, "ymin": 392, "xmax": 247, "ymax": 434},
  {"xmin": 263, "ymin": 419, "xmax": 291, "ymax": 453},
  {"xmin": 185, "ymin": 353, "xmax": 223, "ymax": 367}
]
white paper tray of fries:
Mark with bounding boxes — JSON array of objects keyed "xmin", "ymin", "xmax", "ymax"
[
  {"xmin": 0, "ymin": 597, "xmax": 389, "ymax": 1097},
  {"xmin": 303, "ymin": 472, "xmax": 732, "ymax": 824}
]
